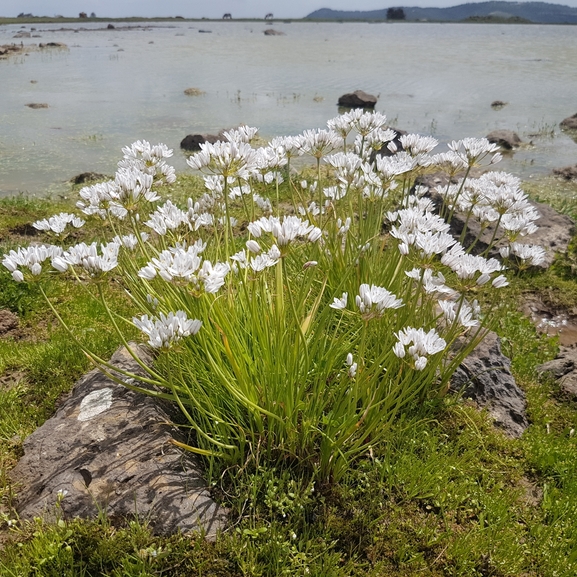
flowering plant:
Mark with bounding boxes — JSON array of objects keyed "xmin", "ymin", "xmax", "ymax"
[{"xmin": 2, "ymin": 114, "xmax": 543, "ymax": 481}]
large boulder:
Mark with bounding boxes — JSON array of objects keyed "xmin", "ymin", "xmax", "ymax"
[
  {"xmin": 338, "ymin": 90, "xmax": 377, "ymax": 109},
  {"xmin": 10, "ymin": 345, "xmax": 226, "ymax": 537},
  {"xmin": 560, "ymin": 113, "xmax": 577, "ymax": 131},
  {"xmin": 451, "ymin": 331, "xmax": 528, "ymax": 438},
  {"xmin": 486, "ymin": 129, "xmax": 522, "ymax": 150}
]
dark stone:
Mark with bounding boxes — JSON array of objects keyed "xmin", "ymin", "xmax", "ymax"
[
  {"xmin": 552, "ymin": 165, "xmax": 577, "ymax": 181},
  {"xmin": 25, "ymin": 103, "xmax": 48, "ymax": 109},
  {"xmin": 491, "ymin": 100, "xmax": 507, "ymax": 109},
  {"xmin": 337, "ymin": 90, "xmax": 377, "ymax": 109},
  {"xmin": 72, "ymin": 172, "xmax": 108, "ymax": 185},
  {"xmin": 536, "ymin": 347, "xmax": 577, "ymax": 398},
  {"xmin": 486, "ymin": 129, "xmax": 522, "ymax": 150},
  {"xmin": 10, "ymin": 345, "xmax": 226, "ymax": 537},
  {"xmin": 560, "ymin": 113, "xmax": 577, "ymax": 131},
  {"xmin": 451, "ymin": 331, "xmax": 528, "ymax": 438},
  {"xmin": 264, "ymin": 29, "xmax": 285, "ymax": 35},
  {"xmin": 107, "ymin": 23, "xmax": 115, "ymax": 29},
  {"xmin": 180, "ymin": 133, "xmax": 220, "ymax": 151}
]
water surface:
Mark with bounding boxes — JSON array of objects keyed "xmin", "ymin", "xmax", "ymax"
[{"xmin": 1, "ymin": 20, "xmax": 576, "ymax": 196}]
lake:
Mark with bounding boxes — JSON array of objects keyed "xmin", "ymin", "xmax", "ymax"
[{"xmin": 1, "ymin": 20, "xmax": 576, "ymax": 197}]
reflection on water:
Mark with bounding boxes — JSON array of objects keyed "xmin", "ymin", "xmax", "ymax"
[{"xmin": 1, "ymin": 20, "xmax": 576, "ymax": 196}]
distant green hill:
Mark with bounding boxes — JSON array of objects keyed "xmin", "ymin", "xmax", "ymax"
[{"xmin": 306, "ymin": 2, "xmax": 577, "ymax": 23}]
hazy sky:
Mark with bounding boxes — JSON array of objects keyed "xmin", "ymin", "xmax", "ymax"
[{"xmin": 4, "ymin": 0, "xmax": 577, "ymax": 19}]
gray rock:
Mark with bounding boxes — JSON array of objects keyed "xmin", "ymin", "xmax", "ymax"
[
  {"xmin": 10, "ymin": 345, "xmax": 226, "ymax": 537},
  {"xmin": 72, "ymin": 172, "xmax": 108, "ymax": 185},
  {"xmin": 536, "ymin": 346, "xmax": 577, "ymax": 398},
  {"xmin": 552, "ymin": 165, "xmax": 577, "ymax": 181},
  {"xmin": 451, "ymin": 331, "xmax": 528, "ymax": 438},
  {"xmin": 560, "ymin": 113, "xmax": 577, "ymax": 131},
  {"xmin": 338, "ymin": 90, "xmax": 377, "ymax": 109},
  {"xmin": 486, "ymin": 129, "xmax": 522, "ymax": 150}
]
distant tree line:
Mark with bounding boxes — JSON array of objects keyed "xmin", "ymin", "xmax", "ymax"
[{"xmin": 387, "ymin": 7, "xmax": 406, "ymax": 20}]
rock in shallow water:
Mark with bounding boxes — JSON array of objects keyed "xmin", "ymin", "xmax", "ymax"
[
  {"xmin": 337, "ymin": 90, "xmax": 377, "ymax": 109},
  {"xmin": 10, "ymin": 345, "xmax": 226, "ymax": 537}
]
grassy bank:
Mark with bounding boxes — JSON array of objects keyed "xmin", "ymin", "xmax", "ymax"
[{"xmin": 1, "ymin": 173, "xmax": 577, "ymax": 576}]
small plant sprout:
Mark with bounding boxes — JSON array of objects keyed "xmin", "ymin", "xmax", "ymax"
[{"xmin": 3, "ymin": 112, "xmax": 546, "ymax": 481}]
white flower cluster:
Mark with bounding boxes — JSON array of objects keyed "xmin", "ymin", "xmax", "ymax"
[
  {"xmin": 138, "ymin": 242, "xmax": 229, "ymax": 293},
  {"xmin": 119, "ymin": 141, "xmax": 176, "ymax": 184},
  {"xmin": 33, "ymin": 212, "xmax": 85, "ymax": 235},
  {"xmin": 500, "ymin": 242, "xmax": 546, "ymax": 267},
  {"xmin": 441, "ymin": 244, "xmax": 507, "ymax": 287},
  {"xmin": 133, "ymin": 311, "xmax": 202, "ymax": 349},
  {"xmin": 77, "ymin": 140, "xmax": 175, "ymax": 219},
  {"xmin": 2, "ymin": 245, "xmax": 63, "ymax": 282},
  {"xmin": 247, "ymin": 216, "xmax": 322, "ymax": 247},
  {"xmin": 231, "ymin": 243, "xmax": 281, "ymax": 273},
  {"xmin": 388, "ymin": 204, "xmax": 455, "ymax": 258},
  {"xmin": 53, "ymin": 241, "xmax": 120, "ymax": 276},
  {"xmin": 355, "ymin": 284, "xmax": 404, "ymax": 318},
  {"xmin": 392, "ymin": 327, "xmax": 447, "ymax": 370}
]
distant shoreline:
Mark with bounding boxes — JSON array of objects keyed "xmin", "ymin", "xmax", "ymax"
[{"xmin": 0, "ymin": 16, "xmax": 574, "ymax": 26}]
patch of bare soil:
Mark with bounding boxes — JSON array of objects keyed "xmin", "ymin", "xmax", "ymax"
[
  {"xmin": 0, "ymin": 371, "xmax": 26, "ymax": 392},
  {"xmin": 0, "ymin": 310, "xmax": 18, "ymax": 336}
]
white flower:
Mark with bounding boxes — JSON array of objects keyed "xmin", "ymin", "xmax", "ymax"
[
  {"xmin": 399, "ymin": 134, "xmax": 439, "ymax": 156},
  {"xmin": 62, "ymin": 241, "xmax": 120, "ymax": 276},
  {"xmin": 187, "ymin": 140, "xmax": 257, "ymax": 179},
  {"xmin": 137, "ymin": 242, "xmax": 227, "ymax": 293},
  {"xmin": 223, "ymin": 125, "xmax": 259, "ymax": 144},
  {"xmin": 294, "ymin": 129, "xmax": 343, "ymax": 159},
  {"xmin": 144, "ymin": 200, "xmax": 191, "ymax": 235},
  {"xmin": 247, "ymin": 216, "xmax": 322, "ymax": 247},
  {"xmin": 492, "ymin": 274, "xmax": 509, "ymax": 288},
  {"xmin": 133, "ymin": 311, "xmax": 202, "ymax": 349},
  {"xmin": 249, "ymin": 245, "xmax": 280, "ymax": 272},
  {"xmin": 438, "ymin": 300, "xmax": 479, "ymax": 328},
  {"xmin": 355, "ymin": 284, "xmax": 403, "ymax": 317},
  {"xmin": 330, "ymin": 293, "xmax": 348, "ymax": 310},
  {"xmin": 393, "ymin": 327, "xmax": 446, "ymax": 370},
  {"xmin": 346, "ymin": 353, "xmax": 357, "ymax": 378},
  {"xmin": 448, "ymin": 138, "xmax": 501, "ymax": 167},
  {"xmin": 33, "ymin": 212, "xmax": 85, "ymax": 235},
  {"xmin": 508, "ymin": 243, "xmax": 546, "ymax": 267},
  {"xmin": 246, "ymin": 240, "xmax": 261, "ymax": 254}
]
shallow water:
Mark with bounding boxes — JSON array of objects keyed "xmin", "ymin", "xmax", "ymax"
[{"xmin": 1, "ymin": 20, "xmax": 576, "ymax": 196}]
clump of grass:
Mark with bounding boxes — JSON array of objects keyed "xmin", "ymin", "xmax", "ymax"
[{"xmin": 2, "ymin": 114, "xmax": 577, "ymax": 575}]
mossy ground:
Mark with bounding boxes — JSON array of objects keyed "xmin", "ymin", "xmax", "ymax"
[{"xmin": 1, "ymin": 174, "xmax": 576, "ymax": 576}]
